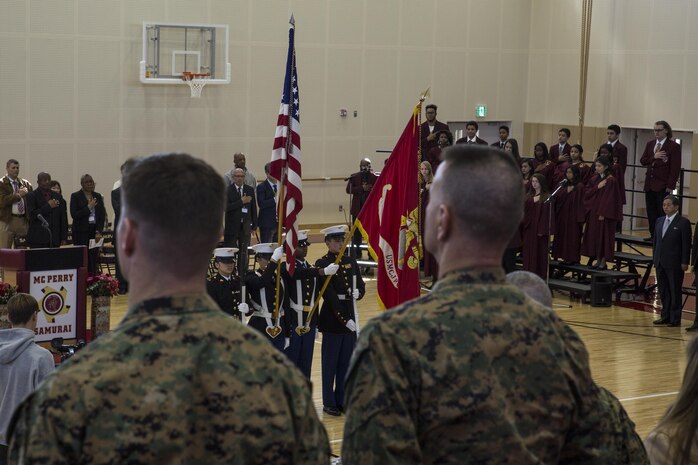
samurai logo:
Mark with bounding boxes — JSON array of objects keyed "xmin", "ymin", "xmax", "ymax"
[{"xmin": 40, "ymin": 286, "xmax": 70, "ymax": 323}]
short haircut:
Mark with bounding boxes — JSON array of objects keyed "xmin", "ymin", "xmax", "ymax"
[
  {"xmin": 499, "ymin": 125, "xmax": 510, "ymax": 133},
  {"xmin": 607, "ymin": 124, "xmax": 621, "ymax": 134},
  {"xmin": 80, "ymin": 174, "xmax": 93, "ymax": 184},
  {"xmin": 665, "ymin": 195, "xmax": 680, "ymax": 207},
  {"xmin": 49, "ymin": 180, "xmax": 61, "ymax": 190},
  {"xmin": 6, "ymin": 159, "xmax": 18, "ymax": 168},
  {"xmin": 559, "ymin": 128, "xmax": 571, "ymax": 137},
  {"xmin": 425, "ymin": 104, "xmax": 437, "ymax": 112},
  {"xmin": 8, "ymin": 293, "xmax": 38, "ymax": 326},
  {"xmin": 121, "ymin": 153, "xmax": 225, "ymax": 277},
  {"xmin": 120, "ymin": 158, "xmax": 139, "ymax": 175},
  {"xmin": 264, "ymin": 162, "xmax": 271, "ymax": 174},
  {"xmin": 655, "ymin": 120, "xmax": 673, "ymax": 138},
  {"xmin": 37, "ymin": 172, "xmax": 50, "ymax": 182},
  {"xmin": 440, "ymin": 145, "xmax": 523, "ymax": 244},
  {"xmin": 506, "ymin": 271, "xmax": 553, "ymax": 308},
  {"xmin": 466, "ymin": 120, "xmax": 479, "ymax": 131}
]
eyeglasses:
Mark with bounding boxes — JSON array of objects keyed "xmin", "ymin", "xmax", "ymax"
[{"xmin": 653, "ymin": 128, "xmax": 665, "ymax": 132}]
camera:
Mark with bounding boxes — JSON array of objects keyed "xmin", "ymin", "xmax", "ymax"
[{"xmin": 51, "ymin": 337, "xmax": 86, "ymax": 363}]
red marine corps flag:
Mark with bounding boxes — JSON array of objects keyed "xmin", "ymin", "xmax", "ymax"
[
  {"xmin": 356, "ymin": 104, "xmax": 422, "ymax": 309},
  {"xmin": 270, "ymin": 15, "xmax": 302, "ymax": 276}
]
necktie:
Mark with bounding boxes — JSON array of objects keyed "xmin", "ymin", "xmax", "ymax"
[
  {"xmin": 273, "ymin": 184, "xmax": 277, "ymax": 195},
  {"xmin": 13, "ymin": 181, "xmax": 24, "ymax": 214},
  {"xmin": 560, "ymin": 145, "xmax": 564, "ymax": 154},
  {"xmin": 662, "ymin": 217, "xmax": 671, "ymax": 238},
  {"xmin": 239, "ymin": 187, "xmax": 243, "ymax": 198},
  {"xmin": 655, "ymin": 142, "xmax": 662, "ymax": 153}
]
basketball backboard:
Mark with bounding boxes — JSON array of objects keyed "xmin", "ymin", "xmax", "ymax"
[{"xmin": 140, "ymin": 21, "xmax": 231, "ymax": 85}]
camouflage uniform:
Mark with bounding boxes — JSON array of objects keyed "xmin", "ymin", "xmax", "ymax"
[
  {"xmin": 206, "ymin": 273, "xmax": 242, "ymax": 320},
  {"xmin": 342, "ymin": 267, "xmax": 646, "ymax": 465},
  {"xmin": 7, "ymin": 294, "xmax": 329, "ymax": 465}
]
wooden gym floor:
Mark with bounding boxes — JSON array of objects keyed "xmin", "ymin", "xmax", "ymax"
[{"xmin": 105, "ymin": 244, "xmax": 693, "ymax": 457}]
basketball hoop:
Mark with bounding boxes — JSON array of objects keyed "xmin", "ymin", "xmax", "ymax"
[{"xmin": 181, "ymin": 71, "xmax": 210, "ymax": 98}]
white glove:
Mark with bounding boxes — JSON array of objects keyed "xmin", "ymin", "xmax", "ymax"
[
  {"xmin": 284, "ymin": 337, "xmax": 290, "ymax": 350},
  {"xmin": 323, "ymin": 263, "xmax": 339, "ymax": 275},
  {"xmin": 271, "ymin": 246, "xmax": 284, "ymax": 262},
  {"xmin": 237, "ymin": 302, "xmax": 249, "ymax": 314},
  {"xmin": 346, "ymin": 319, "xmax": 357, "ymax": 332},
  {"xmin": 352, "ymin": 289, "xmax": 360, "ymax": 300}
]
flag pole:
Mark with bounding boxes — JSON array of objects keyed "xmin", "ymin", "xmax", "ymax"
[
  {"xmin": 267, "ymin": 166, "xmax": 287, "ymax": 338},
  {"xmin": 296, "ymin": 220, "xmax": 358, "ymax": 335},
  {"xmin": 416, "ymin": 88, "xmax": 428, "ymax": 262}
]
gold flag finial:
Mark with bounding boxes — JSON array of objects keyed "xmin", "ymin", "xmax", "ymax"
[{"xmin": 419, "ymin": 87, "xmax": 431, "ymax": 103}]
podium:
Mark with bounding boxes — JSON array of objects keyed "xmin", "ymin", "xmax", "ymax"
[{"xmin": 0, "ymin": 246, "xmax": 87, "ymax": 344}]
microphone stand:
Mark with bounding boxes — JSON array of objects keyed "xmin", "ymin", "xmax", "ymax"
[
  {"xmin": 41, "ymin": 223, "xmax": 53, "ymax": 248},
  {"xmin": 545, "ymin": 180, "xmax": 572, "ymax": 308}
]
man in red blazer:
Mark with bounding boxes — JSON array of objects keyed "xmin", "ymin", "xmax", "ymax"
[
  {"xmin": 420, "ymin": 104, "xmax": 449, "ymax": 156},
  {"xmin": 549, "ymin": 128, "xmax": 572, "ymax": 164},
  {"xmin": 641, "ymin": 120, "xmax": 681, "ymax": 241},
  {"xmin": 455, "ymin": 121, "xmax": 488, "ymax": 145}
]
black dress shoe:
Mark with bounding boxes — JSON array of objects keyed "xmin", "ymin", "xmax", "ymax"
[
  {"xmin": 667, "ymin": 322, "xmax": 681, "ymax": 327},
  {"xmin": 686, "ymin": 325, "xmax": 698, "ymax": 332},
  {"xmin": 323, "ymin": 406, "xmax": 341, "ymax": 416},
  {"xmin": 653, "ymin": 318, "xmax": 669, "ymax": 325}
]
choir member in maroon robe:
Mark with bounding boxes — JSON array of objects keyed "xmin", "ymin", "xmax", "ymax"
[
  {"xmin": 503, "ymin": 138, "xmax": 522, "ymax": 166},
  {"xmin": 521, "ymin": 159, "xmax": 534, "ymax": 195},
  {"xmin": 425, "ymin": 130, "xmax": 452, "ymax": 174},
  {"xmin": 553, "ymin": 144, "xmax": 590, "ymax": 186},
  {"xmin": 522, "ymin": 173, "xmax": 552, "ymax": 280},
  {"xmin": 552, "ymin": 165, "xmax": 586, "ymax": 265},
  {"xmin": 532, "ymin": 142, "xmax": 555, "ymax": 190},
  {"xmin": 419, "ymin": 161, "xmax": 438, "ymax": 280},
  {"xmin": 582, "ymin": 155, "xmax": 623, "ymax": 270}
]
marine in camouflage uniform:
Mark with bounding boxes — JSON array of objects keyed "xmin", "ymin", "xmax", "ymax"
[
  {"xmin": 245, "ymin": 243, "xmax": 288, "ymax": 352},
  {"xmin": 281, "ymin": 230, "xmax": 339, "ymax": 378},
  {"xmin": 315, "ymin": 225, "xmax": 365, "ymax": 417},
  {"xmin": 206, "ymin": 247, "xmax": 247, "ymax": 320},
  {"xmin": 7, "ymin": 153, "xmax": 330, "ymax": 465},
  {"xmin": 342, "ymin": 145, "xmax": 647, "ymax": 464}
]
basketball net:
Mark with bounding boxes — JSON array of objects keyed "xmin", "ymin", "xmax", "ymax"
[{"xmin": 182, "ymin": 72, "xmax": 210, "ymax": 98}]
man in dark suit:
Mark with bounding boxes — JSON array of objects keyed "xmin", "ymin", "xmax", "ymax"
[
  {"xmin": 70, "ymin": 174, "xmax": 107, "ymax": 275},
  {"xmin": 256, "ymin": 163, "xmax": 278, "ymax": 244},
  {"xmin": 549, "ymin": 127, "xmax": 572, "ymax": 164},
  {"xmin": 420, "ymin": 104, "xmax": 449, "ymax": 156},
  {"xmin": 652, "ymin": 195, "xmax": 691, "ymax": 327},
  {"xmin": 345, "ymin": 159, "xmax": 377, "ymax": 259},
  {"xmin": 225, "ymin": 168, "xmax": 257, "ymax": 275},
  {"xmin": 688, "ymin": 222, "xmax": 698, "ymax": 332},
  {"xmin": 641, "ymin": 120, "xmax": 681, "ymax": 242},
  {"xmin": 491, "ymin": 125, "xmax": 510, "ymax": 150},
  {"xmin": 25, "ymin": 172, "xmax": 67, "ymax": 248},
  {"xmin": 455, "ymin": 121, "xmax": 489, "ymax": 145}
]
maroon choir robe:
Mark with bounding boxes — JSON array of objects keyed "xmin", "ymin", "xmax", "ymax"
[
  {"xmin": 553, "ymin": 161, "xmax": 592, "ymax": 189},
  {"xmin": 426, "ymin": 147, "xmax": 444, "ymax": 174},
  {"xmin": 420, "ymin": 120, "xmax": 449, "ymax": 156},
  {"xmin": 533, "ymin": 160, "xmax": 555, "ymax": 189},
  {"xmin": 582, "ymin": 174, "xmax": 623, "ymax": 261},
  {"xmin": 611, "ymin": 161, "xmax": 626, "ymax": 205},
  {"xmin": 523, "ymin": 177, "xmax": 532, "ymax": 196},
  {"xmin": 549, "ymin": 143, "xmax": 571, "ymax": 164},
  {"xmin": 522, "ymin": 196, "xmax": 552, "ymax": 280},
  {"xmin": 552, "ymin": 183, "xmax": 586, "ymax": 263}
]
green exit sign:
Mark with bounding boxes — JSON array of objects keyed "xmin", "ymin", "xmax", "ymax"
[{"xmin": 476, "ymin": 105, "xmax": 486, "ymax": 118}]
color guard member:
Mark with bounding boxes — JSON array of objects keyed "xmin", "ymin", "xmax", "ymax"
[{"xmin": 206, "ymin": 247, "xmax": 248, "ymax": 320}]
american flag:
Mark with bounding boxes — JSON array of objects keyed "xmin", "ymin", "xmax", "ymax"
[{"xmin": 270, "ymin": 15, "xmax": 302, "ymax": 276}]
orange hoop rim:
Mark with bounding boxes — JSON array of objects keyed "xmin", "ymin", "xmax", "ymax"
[{"xmin": 181, "ymin": 71, "xmax": 211, "ymax": 81}]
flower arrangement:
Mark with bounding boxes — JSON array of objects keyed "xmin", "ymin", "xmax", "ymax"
[
  {"xmin": 86, "ymin": 274, "xmax": 120, "ymax": 298},
  {"xmin": 0, "ymin": 281, "xmax": 18, "ymax": 305}
]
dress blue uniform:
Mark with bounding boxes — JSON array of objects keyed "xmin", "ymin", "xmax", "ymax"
[
  {"xmin": 315, "ymin": 225, "xmax": 365, "ymax": 416},
  {"xmin": 245, "ymin": 243, "xmax": 288, "ymax": 352},
  {"xmin": 206, "ymin": 247, "xmax": 244, "ymax": 320}
]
